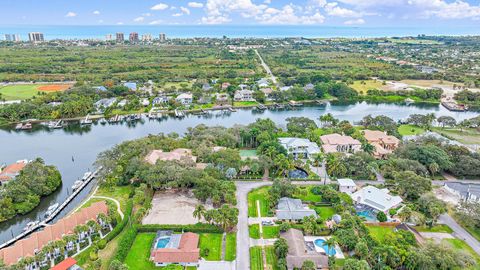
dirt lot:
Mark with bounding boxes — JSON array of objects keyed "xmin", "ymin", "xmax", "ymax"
[
  {"xmin": 142, "ymin": 190, "xmax": 211, "ymax": 225},
  {"xmin": 37, "ymin": 84, "xmax": 73, "ymax": 92}
]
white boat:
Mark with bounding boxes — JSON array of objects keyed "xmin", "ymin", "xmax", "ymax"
[
  {"xmin": 80, "ymin": 114, "xmax": 92, "ymax": 125},
  {"xmin": 23, "ymin": 221, "xmax": 39, "ymax": 231},
  {"xmin": 72, "ymin": 180, "xmax": 83, "ymax": 190},
  {"xmin": 44, "ymin": 203, "xmax": 59, "ymax": 217},
  {"xmin": 15, "ymin": 123, "xmax": 23, "ymax": 130},
  {"xmin": 82, "ymin": 171, "xmax": 92, "ymax": 180},
  {"xmin": 48, "ymin": 120, "xmax": 64, "ymax": 129}
]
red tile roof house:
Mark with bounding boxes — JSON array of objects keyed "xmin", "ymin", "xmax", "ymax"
[
  {"xmin": 320, "ymin": 134, "xmax": 362, "ymax": 154},
  {"xmin": 0, "ymin": 159, "xmax": 29, "ymax": 185},
  {"xmin": 150, "ymin": 231, "xmax": 200, "ymax": 267},
  {"xmin": 0, "ymin": 201, "xmax": 108, "ymax": 266},
  {"xmin": 51, "ymin": 257, "xmax": 81, "ymax": 270}
]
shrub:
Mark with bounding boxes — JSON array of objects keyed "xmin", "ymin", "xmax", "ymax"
[
  {"xmin": 105, "ymin": 200, "xmax": 133, "ymax": 243},
  {"xmin": 201, "ymin": 248, "xmax": 210, "ymax": 257},
  {"xmin": 389, "ymin": 208, "xmax": 397, "ymax": 216},
  {"xmin": 89, "ymin": 251, "xmax": 98, "ymax": 261},
  {"xmin": 97, "ymin": 239, "xmax": 107, "ymax": 250},
  {"xmin": 377, "ymin": 212, "xmax": 387, "ymax": 222},
  {"xmin": 112, "ymin": 226, "xmax": 137, "ymax": 262}
]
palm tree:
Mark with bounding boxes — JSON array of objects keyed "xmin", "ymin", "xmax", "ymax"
[
  {"xmin": 274, "ymin": 154, "xmax": 294, "ymax": 177},
  {"xmin": 311, "ymin": 153, "xmax": 324, "ymax": 167},
  {"xmin": 361, "ymin": 142, "xmax": 375, "ymax": 155},
  {"xmin": 325, "ymin": 237, "xmax": 338, "ymax": 257},
  {"xmin": 193, "ymin": 204, "xmax": 206, "ymax": 222}
]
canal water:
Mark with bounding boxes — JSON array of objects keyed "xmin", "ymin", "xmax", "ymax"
[{"xmin": 0, "ymin": 101, "xmax": 478, "ymax": 244}]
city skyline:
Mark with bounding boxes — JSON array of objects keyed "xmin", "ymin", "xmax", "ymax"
[{"xmin": 1, "ymin": 0, "xmax": 480, "ymax": 27}]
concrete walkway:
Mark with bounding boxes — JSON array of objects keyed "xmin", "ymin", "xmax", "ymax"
[
  {"xmin": 439, "ymin": 214, "xmax": 480, "ymax": 255},
  {"xmin": 72, "ymin": 186, "xmax": 124, "ymax": 219}
]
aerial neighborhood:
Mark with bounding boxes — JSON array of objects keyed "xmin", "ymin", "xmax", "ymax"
[{"xmin": 1, "ymin": 22, "xmax": 480, "ymax": 270}]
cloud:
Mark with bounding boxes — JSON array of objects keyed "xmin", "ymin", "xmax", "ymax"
[
  {"xmin": 344, "ymin": 18, "xmax": 365, "ymax": 24},
  {"xmin": 98, "ymin": 19, "xmax": 104, "ymax": 23},
  {"xmin": 188, "ymin": 2, "xmax": 204, "ymax": 8},
  {"xmin": 201, "ymin": 0, "xmax": 267, "ymax": 24},
  {"xmin": 134, "ymin": 16, "xmax": 145, "ymax": 22},
  {"xmin": 117, "ymin": 22, "xmax": 124, "ymax": 25},
  {"xmin": 142, "ymin": 13, "xmax": 152, "ymax": 17},
  {"xmin": 149, "ymin": 20, "xmax": 164, "ymax": 24},
  {"xmin": 257, "ymin": 4, "xmax": 325, "ymax": 24},
  {"xmin": 180, "ymin": 7, "xmax": 191, "ymax": 15},
  {"xmin": 325, "ymin": 2, "xmax": 362, "ymax": 17},
  {"xmin": 93, "ymin": 10, "xmax": 100, "ymax": 15},
  {"xmin": 172, "ymin": 13, "xmax": 183, "ymax": 17},
  {"xmin": 151, "ymin": 3, "xmax": 169, "ymax": 10},
  {"xmin": 65, "ymin": 12, "xmax": 77, "ymax": 17}
]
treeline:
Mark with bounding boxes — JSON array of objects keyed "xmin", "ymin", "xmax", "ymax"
[
  {"xmin": 366, "ymin": 88, "xmax": 443, "ymax": 101},
  {"xmin": 455, "ymin": 90, "xmax": 480, "ymax": 106},
  {"xmin": 0, "ymin": 158, "xmax": 62, "ymax": 222}
]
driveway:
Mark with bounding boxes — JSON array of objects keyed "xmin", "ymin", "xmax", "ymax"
[{"xmin": 439, "ymin": 214, "xmax": 480, "ymax": 255}]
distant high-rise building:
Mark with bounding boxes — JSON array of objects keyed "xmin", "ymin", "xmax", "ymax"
[
  {"xmin": 28, "ymin": 32, "xmax": 44, "ymax": 42},
  {"xmin": 12, "ymin": 34, "xmax": 20, "ymax": 42},
  {"xmin": 105, "ymin": 34, "xmax": 113, "ymax": 41},
  {"xmin": 4, "ymin": 34, "xmax": 11, "ymax": 41},
  {"xmin": 142, "ymin": 34, "xmax": 152, "ymax": 42},
  {"xmin": 129, "ymin": 32, "xmax": 139, "ymax": 43},
  {"xmin": 159, "ymin": 33, "xmax": 166, "ymax": 42},
  {"xmin": 116, "ymin": 32, "xmax": 124, "ymax": 43}
]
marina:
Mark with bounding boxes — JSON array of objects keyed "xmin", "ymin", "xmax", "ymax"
[{"xmin": 0, "ymin": 168, "xmax": 101, "ymax": 249}]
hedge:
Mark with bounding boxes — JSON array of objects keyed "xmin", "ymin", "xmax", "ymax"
[
  {"xmin": 104, "ymin": 200, "xmax": 133, "ymax": 242},
  {"xmin": 137, "ymin": 223, "xmax": 223, "ymax": 233},
  {"xmin": 113, "ymin": 226, "xmax": 138, "ymax": 263}
]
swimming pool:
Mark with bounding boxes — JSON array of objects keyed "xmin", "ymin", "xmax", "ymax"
[
  {"xmin": 314, "ymin": 239, "xmax": 336, "ymax": 256},
  {"xmin": 156, "ymin": 237, "xmax": 171, "ymax": 249},
  {"xmin": 288, "ymin": 168, "xmax": 308, "ymax": 179},
  {"xmin": 357, "ymin": 210, "xmax": 377, "ymax": 222}
]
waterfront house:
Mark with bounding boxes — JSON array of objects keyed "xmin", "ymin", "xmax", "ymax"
[
  {"xmin": 0, "ymin": 160, "xmax": 29, "ymax": 184},
  {"xmin": 153, "ymin": 96, "xmax": 170, "ymax": 106},
  {"xmin": 94, "ymin": 98, "xmax": 116, "ymax": 112},
  {"xmin": 281, "ymin": 229, "xmax": 328, "ymax": 270},
  {"xmin": 260, "ymin": 88, "xmax": 274, "ymax": 99},
  {"xmin": 221, "ymin": 82, "xmax": 231, "ymax": 90},
  {"xmin": 176, "ymin": 93, "xmax": 193, "ymax": 105},
  {"xmin": 279, "ymin": 137, "xmax": 321, "ymax": 160},
  {"xmin": 363, "ymin": 130, "xmax": 400, "ymax": 158},
  {"xmin": 145, "ymin": 148, "xmax": 207, "ymax": 170},
  {"xmin": 123, "ymin": 82, "xmax": 137, "ymax": 91},
  {"xmin": 444, "ymin": 182, "xmax": 480, "ymax": 202},
  {"xmin": 276, "ymin": 197, "xmax": 317, "ymax": 221},
  {"xmin": 351, "ymin": 186, "xmax": 402, "ymax": 213},
  {"xmin": 150, "ymin": 231, "xmax": 200, "ymax": 267},
  {"xmin": 320, "ymin": 133, "xmax": 361, "ymax": 154},
  {"xmin": 337, "ymin": 178, "xmax": 357, "ymax": 194},
  {"xmin": 234, "ymin": 90, "xmax": 255, "ymax": 102},
  {"xmin": 141, "ymin": 98, "xmax": 150, "ymax": 106},
  {"xmin": 215, "ymin": 93, "xmax": 229, "ymax": 105},
  {"xmin": 304, "ymin": 83, "xmax": 315, "ymax": 91}
]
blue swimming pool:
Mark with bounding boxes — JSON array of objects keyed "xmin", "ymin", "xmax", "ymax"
[
  {"xmin": 288, "ymin": 168, "xmax": 308, "ymax": 179},
  {"xmin": 314, "ymin": 239, "xmax": 336, "ymax": 256},
  {"xmin": 156, "ymin": 237, "xmax": 171, "ymax": 249},
  {"xmin": 357, "ymin": 210, "xmax": 377, "ymax": 222}
]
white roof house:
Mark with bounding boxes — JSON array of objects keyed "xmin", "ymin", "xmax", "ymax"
[
  {"xmin": 351, "ymin": 186, "xmax": 402, "ymax": 213},
  {"xmin": 176, "ymin": 93, "xmax": 193, "ymax": 105},
  {"xmin": 276, "ymin": 197, "xmax": 317, "ymax": 221},
  {"xmin": 337, "ymin": 178, "xmax": 357, "ymax": 194},
  {"xmin": 279, "ymin": 137, "xmax": 321, "ymax": 159}
]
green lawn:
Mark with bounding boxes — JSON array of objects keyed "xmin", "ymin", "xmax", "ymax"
[
  {"xmin": 125, "ymin": 233, "xmax": 157, "ymax": 270},
  {"xmin": 367, "ymin": 225, "xmax": 395, "ymax": 243},
  {"xmin": 432, "ymin": 127, "xmax": 480, "ymax": 145},
  {"xmin": 442, "ymin": 239, "xmax": 480, "ymax": 263},
  {"xmin": 234, "ymin": 101, "xmax": 258, "ymax": 107},
  {"xmin": 248, "ymin": 186, "xmax": 271, "ymax": 217},
  {"xmin": 315, "ymin": 206, "xmax": 336, "ymax": 220},
  {"xmin": 350, "ymin": 80, "xmax": 383, "ymax": 94},
  {"xmin": 96, "ymin": 185, "xmax": 133, "ymax": 211},
  {"xmin": 250, "ymin": 246, "xmax": 264, "ymax": 270},
  {"xmin": 265, "ymin": 246, "xmax": 280, "ymax": 270},
  {"xmin": 398, "ymin": 124, "xmax": 425, "ymax": 136},
  {"xmin": 249, "ymin": 224, "xmax": 280, "ymax": 239},
  {"xmin": 293, "ymin": 186, "xmax": 322, "ymax": 202},
  {"xmin": 414, "ymin": 224, "xmax": 453, "ymax": 233},
  {"xmin": 199, "ymin": 233, "xmax": 223, "ymax": 261},
  {"xmin": 0, "ymin": 84, "xmax": 44, "ymax": 100},
  {"xmin": 225, "ymin": 233, "xmax": 236, "ymax": 261}
]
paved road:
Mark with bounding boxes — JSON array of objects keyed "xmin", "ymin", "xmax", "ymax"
[
  {"xmin": 439, "ymin": 214, "xmax": 480, "ymax": 255},
  {"xmin": 255, "ymin": 49, "xmax": 278, "ymax": 86}
]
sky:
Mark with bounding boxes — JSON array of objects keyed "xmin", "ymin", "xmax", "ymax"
[{"xmin": 1, "ymin": 0, "xmax": 480, "ymax": 27}]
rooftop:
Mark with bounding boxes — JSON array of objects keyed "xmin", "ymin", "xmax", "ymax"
[
  {"xmin": 281, "ymin": 229, "xmax": 328, "ymax": 270},
  {"xmin": 337, "ymin": 178, "xmax": 356, "ymax": 187},
  {"xmin": 320, "ymin": 133, "xmax": 361, "ymax": 146},
  {"xmin": 0, "ymin": 160, "xmax": 28, "ymax": 182},
  {"xmin": 351, "ymin": 186, "xmax": 402, "ymax": 212},
  {"xmin": 276, "ymin": 197, "xmax": 317, "ymax": 220},
  {"xmin": 152, "ymin": 232, "xmax": 200, "ymax": 264}
]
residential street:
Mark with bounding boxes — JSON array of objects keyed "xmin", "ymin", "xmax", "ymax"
[
  {"xmin": 255, "ymin": 49, "xmax": 278, "ymax": 86},
  {"xmin": 439, "ymin": 214, "xmax": 480, "ymax": 255}
]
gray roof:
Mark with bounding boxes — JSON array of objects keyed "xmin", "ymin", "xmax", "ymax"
[
  {"xmin": 445, "ymin": 182, "xmax": 480, "ymax": 199},
  {"xmin": 281, "ymin": 229, "xmax": 328, "ymax": 270},
  {"xmin": 276, "ymin": 197, "xmax": 317, "ymax": 220}
]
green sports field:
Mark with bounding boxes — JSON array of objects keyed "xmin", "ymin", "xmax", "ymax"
[{"xmin": 0, "ymin": 84, "xmax": 70, "ymax": 101}]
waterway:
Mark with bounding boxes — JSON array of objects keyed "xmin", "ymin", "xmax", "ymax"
[{"xmin": 0, "ymin": 101, "xmax": 478, "ymax": 244}]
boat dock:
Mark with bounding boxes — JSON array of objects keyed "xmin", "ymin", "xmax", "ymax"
[
  {"xmin": 441, "ymin": 101, "xmax": 469, "ymax": 112},
  {"xmin": 0, "ymin": 167, "xmax": 102, "ymax": 250}
]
